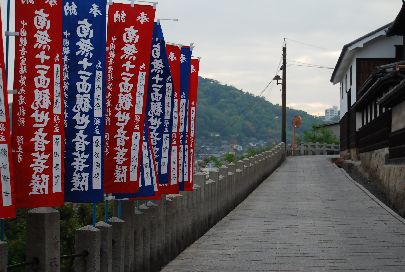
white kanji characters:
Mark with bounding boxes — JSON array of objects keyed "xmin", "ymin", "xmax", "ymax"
[
  {"xmin": 73, "ymin": 130, "xmax": 90, "ymax": 152},
  {"xmin": 168, "ymin": 52, "xmax": 176, "ymax": 62},
  {"xmin": 137, "ymin": 12, "xmax": 149, "ymax": 24},
  {"xmin": 34, "ymin": 9, "xmax": 50, "ymax": 30},
  {"xmin": 151, "ymin": 43, "xmax": 160, "ymax": 59},
  {"xmin": 72, "ymin": 151, "xmax": 90, "ymax": 172},
  {"xmin": 116, "ymin": 93, "xmax": 132, "ymax": 111},
  {"xmin": 151, "ymin": 59, "xmax": 164, "ymax": 74},
  {"xmin": 114, "ymin": 165, "xmax": 127, "ymax": 183},
  {"xmin": 32, "ymin": 89, "xmax": 51, "ymax": 110},
  {"xmin": 45, "ymin": 0, "xmax": 58, "ymax": 7},
  {"xmin": 30, "ymin": 174, "xmax": 49, "ymax": 195},
  {"xmin": 31, "ymin": 110, "xmax": 50, "ymax": 128},
  {"xmin": 34, "ymin": 31, "xmax": 51, "ymax": 50},
  {"xmin": 114, "ymin": 10, "xmax": 126, "ymax": 23},
  {"xmin": 73, "ymin": 112, "xmax": 90, "ymax": 130},
  {"xmin": 73, "ymin": 93, "xmax": 92, "ymax": 113},
  {"xmin": 191, "ymin": 65, "xmax": 196, "ymax": 73},
  {"xmin": 121, "ymin": 44, "xmax": 137, "ymax": 61},
  {"xmin": 31, "ymin": 128, "xmax": 49, "ymax": 152},
  {"xmin": 123, "ymin": 26, "xmax": 139, "ymax": 43},
  {"xmin": 77, "ymin": 19, "xmax": 93, "ymax": 38},
  {"xmin": 180, "ymin": 54, "xmax": 186, "ymax": 63},
  {"xmin": 64, "ymin": 2, "xmax": 77, "ymax": 16},
  {"xmin": 89, "ymin": 3, "xmax": 102, "ymax": 17}
]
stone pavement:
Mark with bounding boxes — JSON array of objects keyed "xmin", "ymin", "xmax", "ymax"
[{"xmin": 162, "ymin": 156, "xmax": 405, "ymax": 272}]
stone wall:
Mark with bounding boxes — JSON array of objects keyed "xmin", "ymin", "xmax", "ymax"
[
  {"xmin": 0, "ymin": 143, "xmax": 286, "ymax": 272},
  {"xmin": 356, "ymin": 148, "xmax": 405, "ymax": 216}
]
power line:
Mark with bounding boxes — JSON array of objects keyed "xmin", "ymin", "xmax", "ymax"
[
  {"xmin": 226, "ymin": 52, "xmax": 284, "ymax": 130},
  {"xmin": 285, "ymin": 37, "xmax": 330, "ymax": 51}
]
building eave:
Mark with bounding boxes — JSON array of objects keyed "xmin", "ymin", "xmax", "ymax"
[
  {"xmin": 330, "ymin": 23, "xmax": 393, "ymax": 84},
  {"xmin": 387, "ymin": 3, "xmax": 405, "ymax": 36}
]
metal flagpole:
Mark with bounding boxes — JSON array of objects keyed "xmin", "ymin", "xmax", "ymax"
[
  {"xmin": 1, "ymin": 0, "xmax": 12, "ymax": 242},
  {"xmin": 117, "ymin": 200, "xmax": 122, "ymax": 219},
  {"xmin": 104, "ymin": 199, "xmax": 109, "ymax": 222},
  {"xmin": 92, "ymin": 203, "xmax": 97, "ymax": 226}
]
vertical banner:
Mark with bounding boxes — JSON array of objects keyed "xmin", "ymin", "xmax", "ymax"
[
  {"xmin": 104, "ymin": 3, "xmax": 155, "ymax": 193},
  {"xmin": 0, "ymin": 5, "xmax": 15, "ymax": 218},
  {"xmin": 62, "ymin": 0, "xmax": 106, "ymax": 203},
  {"xmin": 184, "ymin": 58, "xmax": 200, "ymax": 191},
  {"xmin": 114, "ymin": 124, "xmax": 159, "ymax": 200},
  {"xmin": 178, "ymin": 46, "xmax": 192, "ymax": 191},
  {"xmin": 164, "ymin": 44, "xmax": 180, "ymax": 194},
  {"xmin": 146, "ymin": 23, "xmax": 174, "ymax": 193},
  {"xmin": 13, "ymin": 0, "xmax": 64, "ymax": 208}
]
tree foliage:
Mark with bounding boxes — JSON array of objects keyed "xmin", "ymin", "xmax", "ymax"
[
  {"xmin": 302, "ymin": 125, "xmax": 339, "ymax": 144},
  {"xmin": 196, "ymin": 77, "xmax": 322, "ymax": 144}
]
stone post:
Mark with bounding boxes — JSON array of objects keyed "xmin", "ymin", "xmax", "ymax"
[
  {"xmin": 243, "ymin": 158, "xmax": 250, "ymax": 199},
  {"xmin": 121, "ymin": 201, "xmax": 135, "ymax": 272},
  {"xmin": 95, "ymin": 222, "xmax": 112, "ymax": 272},
  {"xmin": 227, "ymin": 163, "xmax": 236, "ymax": 212},
  {"xmin": 236, "ymin": 160, "xmax": 244, "ymax": 204},
  {"xmin": 219, "ymin": 165, "xmax": 228, "ymax": 218},
  {"xmin": 0, "ymin": 241, "xmax": 7, "ymax": 272},
  {"xmin": 163, "ymin": 195, "xmax": 177, "ymax": 263},
  {"xmin": 108, "ymin": 217, "xmax": 125, "ymax": 272},
  {"xmin": 208, "ymin": 169, "xmax": 219, "ymax": 226},
  {"xmin": 133, "ymin": 211, "xmax": 145, "ymax": 272},
  {"xmin": 74, "ymin": 225, "xmax": 101, "ymax": 272},
  {"xmin": 26, "ymin": 208, "xmax": 60, "ymax": 272},
  {"xmin": 194, "ymin": 173, "xmax": 206, "ymax": 238}
]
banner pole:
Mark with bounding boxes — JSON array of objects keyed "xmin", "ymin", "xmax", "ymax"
[
  {"xmin": 92, "ymin": 203, "xmax": 97, "ymax": 226},
  {"xmin": 1, "ymin": 0, "xmax": 11, "ymax": 241},
  {"xmin": 117, "ymin": 200, "xmax": 122, "ymax": 219},
  {"xmin": 104, "ymin": 198, "xmax": 109, "ymax": 222},
  {"xmin": 5, "ymin": 0, "xmax": 11, "ymax": 76},
  {"xmin": 0, "ymin": 220, "xmax": 4, "ymax": 241}
]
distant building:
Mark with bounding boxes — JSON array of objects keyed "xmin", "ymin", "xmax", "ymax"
[{"xmin": 324, "ymin": 106, "xmax": 339, "ymax": 121}]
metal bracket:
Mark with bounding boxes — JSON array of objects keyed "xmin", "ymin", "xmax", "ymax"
[{"xmin": 5, "ymin": 31, "xmax": 19, "ymax": 37}]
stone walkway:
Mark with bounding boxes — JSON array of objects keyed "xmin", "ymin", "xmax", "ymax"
[{"xmin": 162, "ymin": 156, "xmax": 405, "ymax": 271}]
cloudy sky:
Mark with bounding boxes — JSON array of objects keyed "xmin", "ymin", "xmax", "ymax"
[{"xmin": 1, "ymin": 0, "xmax": 403, "ymax": 115}]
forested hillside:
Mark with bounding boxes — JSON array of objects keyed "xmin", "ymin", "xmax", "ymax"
[{"xmin": 196, "ymin": 77, "xmax": 322, "ymax": 146}]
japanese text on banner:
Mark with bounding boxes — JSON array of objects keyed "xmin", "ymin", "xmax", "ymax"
[
  {"xmin": 104, "ymin": 3, "xmax": 155, "ymax": 193},
  {"xmin": 13, "ymin": 0, "xmax": 64, "ymax": 208},
  {"xmin": 62, "ymin": 0, "xmax": 106, "ymax": 203}
]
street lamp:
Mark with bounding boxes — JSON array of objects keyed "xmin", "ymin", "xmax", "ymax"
[{"xmin": 273, "ymin": 75, "xmax": 282, "ymax": 85}]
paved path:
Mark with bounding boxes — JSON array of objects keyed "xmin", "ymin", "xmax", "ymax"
[{"xmin": 162, "ymin": 156, "xmax": 405, "ymax": 271}]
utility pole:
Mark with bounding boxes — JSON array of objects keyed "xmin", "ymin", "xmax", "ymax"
[{"xmin": 281, "ymin": 40, "xmax": 287, "ymax": 145}]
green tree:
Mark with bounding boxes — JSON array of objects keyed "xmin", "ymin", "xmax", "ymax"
[
  {"xmin": 223, "ymin": 153, "xmax": 236, "ymax": 163},
  {"xmin": 303, "ymin": 125, "xmax": 339, "ymax": 144}
]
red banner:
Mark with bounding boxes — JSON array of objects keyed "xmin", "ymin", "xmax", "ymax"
[
  {"xmin": 0, "ymin": 5, "xmax": 15, "ymax": 218},
  {"xmin": 104, "ymin": 3, "xmax": 156, "ymax": 193},
  {"xmin": 13, "ymin": 0, "xmax": 64, "ymax": 208},
  {"xmin": 184, "ymin": 58, "xmax": 200, "ymax": 191},
  {"xmin": 162, "ymin": 44, "xmax": 181, "ymax": 194}
]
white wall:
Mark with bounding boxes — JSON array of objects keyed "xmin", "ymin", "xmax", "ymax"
[{"xmin": 339, "ymin": 35, "xmax": 402, "ymax": 119}]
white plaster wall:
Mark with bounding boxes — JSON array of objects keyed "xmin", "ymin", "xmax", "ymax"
[
  {"xmin": 356, "ymin": 36, "xmax": 402, "ymax": 59},
  {"xmin": 392, "ymin": 100, "xmax": 405, "ymax": 132},
  {"xmin": 338, "ymin": 35, "xmax": 402, "ymax": 120}
]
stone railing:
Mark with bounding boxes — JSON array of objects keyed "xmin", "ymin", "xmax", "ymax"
[
  {"xmin": 0, "ymin": 143, "xmax": 286, "ymax": 272},
  {"xmin": 287, "ymin": 142, "xmax": 339, "ymax": 156}
]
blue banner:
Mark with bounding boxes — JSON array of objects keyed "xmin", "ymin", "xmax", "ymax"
[
  {"xmin": 145, "ymin": 23, "xmax": 174, "ymax": 188},
  {"xmin": 62, "ymin": 0, "xmax": 106, "ymax": 202},
  {"xmin": 179, "ymin": 46, "xmax": 192, "ymax": 191},
  {"xmin": 114, "ymin": 124, "xmax": 158, "ymax": 199}
]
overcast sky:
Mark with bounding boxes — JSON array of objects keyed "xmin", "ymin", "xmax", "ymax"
[{"xmin": 1, "ymin": 0, "xmax": 403, "ymax": 115}]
